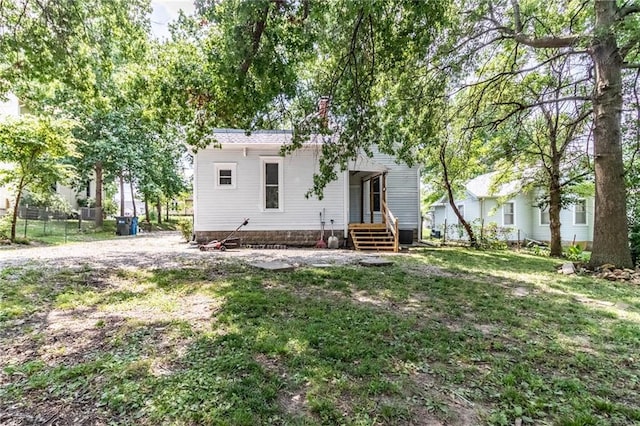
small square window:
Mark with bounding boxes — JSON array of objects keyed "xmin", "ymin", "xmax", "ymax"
[
  {"xmin": 214, "ymin": 163, "xmax": 236, "ymax": 189},
  {"xmin": 219, "ymin": 169, "xmax": 232, "ymax": 185}
]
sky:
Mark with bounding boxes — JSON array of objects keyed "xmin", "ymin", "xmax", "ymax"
[{"xmin": 150, "ymin": 0, "xmax": 196, "ymax": 39}]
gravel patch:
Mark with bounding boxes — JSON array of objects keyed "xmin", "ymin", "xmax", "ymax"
[{"xmin": 0, "ymin": 231, "xmax": 395, "ymax": 269}]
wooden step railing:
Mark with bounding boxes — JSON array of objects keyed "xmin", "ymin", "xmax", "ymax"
[
  {"xmin": 382, "ymin": 200, "xmax": 399, "ymax": 252},
  {"xmin": 349, "ymin": 200, "xmax": 399, "ymax": 252}
]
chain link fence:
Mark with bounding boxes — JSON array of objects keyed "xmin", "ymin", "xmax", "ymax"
[{"xmin": 11, "ymin": 207, "xmax": 103, "ymax": 243}]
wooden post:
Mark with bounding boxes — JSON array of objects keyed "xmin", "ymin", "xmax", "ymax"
[
  {"xmin": 360, "ymin": 178, "xmax": 364, "ymax": 223},
  {"xmin": 382, "ymin": 173, "xmax": 387, "ymax": 224},
  {"xmin": 443, "ymin": 219, "xmax": 447, "ymax": 244},
  {"xmin": 394, "ymin": 218, "xmax": 399, "ymax": 252},
  {"xmin": 369, "ymin": 178, "xmax": 374, "ymax": 223}
]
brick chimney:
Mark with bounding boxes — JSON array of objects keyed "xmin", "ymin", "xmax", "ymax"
[{"xmin": 318, "ymin": 96, "xmax": 330, "ymax": 126}]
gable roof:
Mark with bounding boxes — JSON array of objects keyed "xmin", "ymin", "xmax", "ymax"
[
  {"xmin": 465, "ymin": 171, "xmax": 521, "ymax": 198},
  {"xmin": 212, "ymin": 129, "xmax": 295, "ymax": 145},
  {"xmin": 212, "ymin": 129, "xmax": 337, "ymax": 145},
  {"xmin": 431, "ymin": 171, "xmax": 522, "ymax": 208}
]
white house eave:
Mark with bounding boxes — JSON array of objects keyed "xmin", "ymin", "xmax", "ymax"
[{"xmin": 348, "ymin": 154, "xmax": 389, "ymax": 173}]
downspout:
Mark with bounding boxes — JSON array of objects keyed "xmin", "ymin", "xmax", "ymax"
[
  {"xmin": 343, "ymin": 170, "xmax": 349, "ymax": 239},
  {"xmin": 192, "ymin": 148, "xmax": 198, "ymax": 235},
  {"xmin": 417, "ymin": 167, "xmax": 422, "ymax": 240}
]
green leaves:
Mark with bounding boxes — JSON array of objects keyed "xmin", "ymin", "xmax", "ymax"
[{"xmin": 0, "ymin": 115, "xmax": 79, "ymax": 240}]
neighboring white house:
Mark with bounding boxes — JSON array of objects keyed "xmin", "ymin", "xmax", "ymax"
[
  {"xmin": 430, "ymin": 171, "xmax": 594, "ymax": 248},
  {"xmin": 0, "ymin": 94, "xmax": 21, "ymax": 216},
  {"xmin": 193, "ymin": 129, "xmax": 421, "ymax": 247},
  {"xmin": 0, "ymin": 94, "xmax": 96, "ymax": 216}
]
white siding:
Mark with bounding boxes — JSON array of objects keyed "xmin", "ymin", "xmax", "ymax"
[
  {"xmin": 432, "ymin": 191, "xmax": 593, "ymax": 245},
  {"xmin": 0, "ymin": 95, "xmax": 20, "ymax": 215},
  {"xmin": 0, "ymin": 93, "xmax": 20, "ymax": 119},
  {"xmin": 349, "ymin": 184, "xmax": 361, "ymax": 223},
  {"xmin": 369, "ymin": 150, "xmax": 420, "ymax": 230},
  {"xmin": 195, "ymin": 145, "xmax": 345, "ymax": 231},
  {"xmin": 530, "ymin": 198, "xmax": 594, "ymax": 244},
  {"xmin": 431, "ymin": 193, "xmax": 532, "ymax": 242}
]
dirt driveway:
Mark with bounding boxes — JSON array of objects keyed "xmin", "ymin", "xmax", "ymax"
[{"xmin": 0, "ymin": 231, "xmax": 390, "ymax": 269}]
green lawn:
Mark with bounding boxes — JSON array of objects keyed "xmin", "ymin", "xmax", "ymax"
[
  {"xmin": 6, "ymin": 218, "xmax": 179, "ymax": 245},
  {"xmin": 1, "ymin": 248, "xmax": 639, "ymax": 425}
]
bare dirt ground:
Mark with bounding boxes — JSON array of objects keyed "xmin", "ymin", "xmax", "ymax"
[
  {"xmin": 0, "ymin": 233, "xmax": 419, "ymax": 426},
  {"xmin": 1, "ymin": 233, "xmax": 486, "ymax": 425},
  {"xmin": 0, "ymin": 231, "xmax": 393, "ymax": 270}
]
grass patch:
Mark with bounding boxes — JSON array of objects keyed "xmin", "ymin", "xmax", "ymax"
[
  {"xmin": 1, "ymin": 249, "xmax": 639, "ymax": 424},
  {"xmin": 7, "ymin": 218, "xmax": 178, "ymax": 245},
  {"xmin": 8, "ymin": 218, "xmax": 118, "ymax": 245}
]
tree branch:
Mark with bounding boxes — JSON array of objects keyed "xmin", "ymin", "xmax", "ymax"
[
  {"xmin": 239, "ymin": 3, "xmax": 270, "ymax": 76},
  {"xmin": 617, "ymin": 3, "xmax": 640, "ymax": 19},
  {"xmin": 513, "ymin": 33, "xmax": 582, "ymax": 49}
]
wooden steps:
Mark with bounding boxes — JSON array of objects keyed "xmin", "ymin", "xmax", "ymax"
[{"xmin": 349, "ymin": 224, "xmax": 397, "ymax": 252}]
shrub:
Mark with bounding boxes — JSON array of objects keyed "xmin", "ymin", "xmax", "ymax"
[
  {"xmin": 0, "ymin": 215, "xmax": 11, "ymax": 240},
  {"xmin": 471, "ymin": 220, "xmax": 509, "ymax": 249},
  {"xmin": 177, "ymin": 218, "xmax": 193, "ymax": 242},
  {"xmin": 564, "ymin": 244, "xmax": 588, "ymax": 262}
]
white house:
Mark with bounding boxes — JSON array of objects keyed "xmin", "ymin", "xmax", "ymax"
[
  {"xmin": 193, "ymin": 129, "xmax": 421, "ymax": 250},
  {"xmin": 0, "ymin": 94, "xmax": 96, "ymax": 216},
  {"xmin": 431, "ymin": 172, "xmax": 594, "ymax": 248},
  {"xmin": 0, "ymin": 94, "xmax": 22, "ymax": 216}
]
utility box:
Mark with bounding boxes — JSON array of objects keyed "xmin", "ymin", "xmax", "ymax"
[
  {"xmin": 115, "ymin": 216, "xmax": 131, "ymax": 236},
  {"xmin": 399, "ymin": 229, "xmax": 414, "ymax": 245}
]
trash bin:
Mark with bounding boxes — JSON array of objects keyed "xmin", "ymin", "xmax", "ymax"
[
  {"xmin": 115, "ymin": 216, "xmax": 131, "ymax": 236},
  {"xmin": 130, "ymin": 216, "xmax": 138, "ymax": 236}
]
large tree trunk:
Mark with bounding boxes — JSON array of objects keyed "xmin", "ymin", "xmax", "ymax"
[
  {"xmin": 548, "ymin": 169, "xmax": 563, "ymax": 257},
  {"xmin": 440, "ymin": 141, "xmax": 478, "ymax": 247},
  {"xmin": 144, "ymin": 198, "xmax": 150, "ymax": 223},
  {"xmin": 589, "ymin": 1, "xmax": 632, "ymax": 268},
  {"xmin": 156, "ymin": 198, "xmax": 162, "ymax": 225},
  {"xmin": 9, "ymin": 178, "xmax": 25, "ymax": 241},
  {"xmin": 119, "ymin": 173, "xmax": 125, "ymax": 217},
  {"xmin": 94, "ymin": 163, "xmax": 103, "ymax": 228},
  {"xmin": 129, "ymin": 175, "xmax": 137, "ymax": 217}
]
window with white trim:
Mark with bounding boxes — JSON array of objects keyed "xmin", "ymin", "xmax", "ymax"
[
  {"xmin": 574, "ymin": 199, "xmax": 587, "ymax": 225},
  {"xmin": 457, "ymin": 204, "xmax": 464, "ymax": 223},
  {"xmin": 503, "ymin": 202, "xmax": 515, "ymax": 226},
  {"xmin": 540, "ymin": 207, "xmax": 550, "ymax": 225},
  {"xmin": 261, "ymin": 157, "xmax": 283, "ymax": 211},
  {"xmin": 214, "ymin": 163, "xmax": 236, "ymax": 189}
]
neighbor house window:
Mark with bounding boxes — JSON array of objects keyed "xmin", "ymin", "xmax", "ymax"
[
  {"xmin": 372, "ymin": 176, "xmax": 381, "ymax": 212},
  {"xmin": 86, "ymin": 180, "xmax": 91, "ymax": 197},
  {"xmin": 214, "ymin": 163, "xmax": 237, "ymax": 189},
  {"xmin": 503, "ymin": 202, "xmax": 515, "ymax": 226},
  {"xmin": 540, "ymin": 208, "xmax": 550, "ymax": 225},
  {"xmin": 457, "ymin": 204, "xmax": 464, "ymax": 223},
  {"xmin": 574, "ymin": 199, "xmax": 587, "ymax": 225},
  {"xmin": 261, "ymin": 157, "xmax": 283, "ymax": 211}
]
